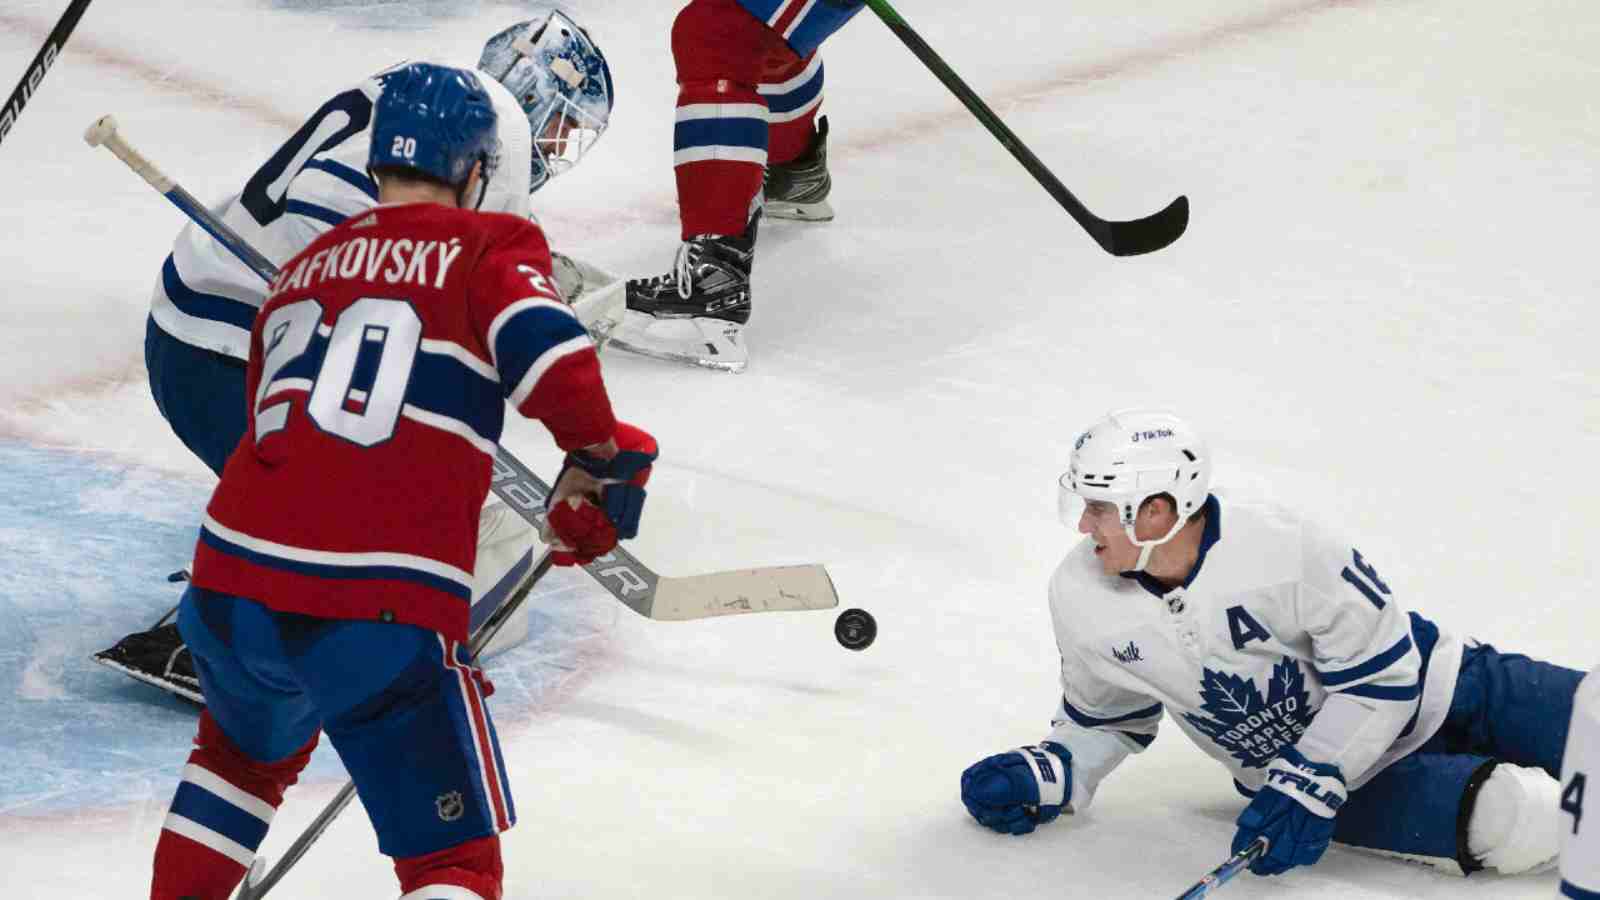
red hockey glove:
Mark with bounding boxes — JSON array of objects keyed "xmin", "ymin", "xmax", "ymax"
[{"xmin": 541, "ymin": 422, "xmax": 657, "ymax": 565}]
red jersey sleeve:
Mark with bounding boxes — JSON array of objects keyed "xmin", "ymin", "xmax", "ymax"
[{"xmin": 467, "ymin": 218, "xmax": 616, "ymax": 450}]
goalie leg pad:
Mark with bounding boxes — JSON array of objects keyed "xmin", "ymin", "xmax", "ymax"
[
  {"xmin": 144, "ymin": 316, "xmax": 248, "ymax": 477},
  {"xmin": 470, "ymin": 501, "xmax": 537, "ymax": 657},
  {"xmin": 1467, "ymin": 762, "xmax": 1561, "ymax": 874}
]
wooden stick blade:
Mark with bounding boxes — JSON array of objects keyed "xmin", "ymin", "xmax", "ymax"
[
  {"xmin": 1102, "ymin": 195, "xmax": 1190, "ymax": 257},
  {"xmin": 647, "ymin": 564, "xmax": 839, "ymax": 621}
]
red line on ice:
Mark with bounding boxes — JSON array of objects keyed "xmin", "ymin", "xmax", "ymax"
[{"xmin": 0, "ymin": 10, "xmax": 301, "ymax": 128}]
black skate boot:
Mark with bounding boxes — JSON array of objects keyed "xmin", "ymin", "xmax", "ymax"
[
  {"xmin": 763, "ymin": 116, "xmax": 833, "ymax": 222},
  {"xmin": 615, "ymin": 215, "xmax": 760, "ymax": 373},
  {"xmin": 625, "ymin": 213, "xmax": 758, "ymax": 325},
  {"xmin": 92, "ymin": 621, "xmax": 204, "ymax": 705}
]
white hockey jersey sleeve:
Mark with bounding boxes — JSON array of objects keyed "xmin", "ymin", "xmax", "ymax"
[
  {"xmin": 1043, "ymin": 678, "xmax": 1163, "ymax": 814},
  {"xmin": 1292, "ymin": 525, "xmax": 1423, "ymax": 784},
  {"xmin": 1042, "ymin": 599, "xmax": 1162, "ymax": 812}
]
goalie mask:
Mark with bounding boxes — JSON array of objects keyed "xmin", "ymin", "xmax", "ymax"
[
  {"xmin": 1057, "ymin": 408, "xmax": 1211, "ymax": 572},
  {"xmin": 479, "ymin": 9, "xmax": 614, "ymax": 193}
]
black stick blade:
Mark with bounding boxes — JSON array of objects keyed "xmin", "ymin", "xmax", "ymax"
[{"xmin": 1099, "ymin": 195, "xmax": 1189, "ymax": 257}]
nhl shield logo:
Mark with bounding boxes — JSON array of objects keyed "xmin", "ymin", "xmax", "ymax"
[{"xmin": 436, "ymin": 791, "xmax": 465, "ymax": 822}]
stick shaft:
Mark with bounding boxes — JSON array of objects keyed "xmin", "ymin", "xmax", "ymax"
[
  {"xmin": 1174, "ymin": 838, "xmax": 1267, "ymax": 900},
  {"xmin": 85, "ymin": 116, "xmax": 278, "ymax": 280},
  {"xmin": 1, "ymin": 0, "xmax": 95, "ymax": 147},
  {"xmin": 858, "ymin": 0, "xmax": 1188, "ymax": 256},
  {"xmin": 859, "ymin": 0, "xmax": 1101, "ymax": 236}
]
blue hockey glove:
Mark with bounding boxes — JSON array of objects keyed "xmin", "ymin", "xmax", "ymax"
[
  {"xmin": 1232, "ymin": 746, "xmax": 1346, "ymax": 876},
  {"xmin": 960, "ymin": 742, "xmax": 1072, "ymax": 835}
]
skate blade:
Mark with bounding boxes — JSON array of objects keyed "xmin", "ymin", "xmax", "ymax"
[
  {"xmin": 608, "ymin": 311, "xmax": 748, "ymax": 373},
  {"xmin": 90, "ymin": 652, "xmax": 204, "ymax": 705},
  {"xmin": 764, "ymin": 198, "xmax": 834, "ymax": 222}
]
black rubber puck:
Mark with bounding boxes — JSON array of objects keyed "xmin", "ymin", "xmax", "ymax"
[{"xmin": 834, "ymin": 608, "xmax": 876, "ymax": 651}]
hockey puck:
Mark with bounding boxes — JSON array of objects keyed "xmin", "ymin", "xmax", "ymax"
[{"xmin": 834, "ymin": 608, "xmax": 877, "ymax": 651}]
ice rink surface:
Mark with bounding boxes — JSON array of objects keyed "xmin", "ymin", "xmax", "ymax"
[{"xmin": 1, "ymin": 0, "xmax": 1596, "ymax": 896}]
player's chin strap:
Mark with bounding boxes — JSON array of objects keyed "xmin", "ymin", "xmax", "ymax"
[{"xmin": 1128, "ymin": 516, "xmax": 1188, "ymax": 573}]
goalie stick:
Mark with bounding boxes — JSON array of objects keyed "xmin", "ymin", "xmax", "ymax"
[
  {"xmin": 1173, "ymin": 837, "xmax": 1267, "ymax": 900},
  {"xmin": 1, "ymin": 0, "xmax": 94, "ymax": 148},
  {"xmin": 84, "ymin": 113, "xmax": 841, "ymax": 622},
  {"xmin": 233, "ymin": 551, "xmax": 555, "ymax": 900},
  {"xmin": 861, "ymin": 0, "xmax": 1188, "ymax": 257}
]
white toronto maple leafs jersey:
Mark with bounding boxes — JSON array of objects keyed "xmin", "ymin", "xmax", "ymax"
[
  {"xmin": 1560, "ymin": 667, "xmax": 1600, "ymax": 900},
  {"xmin": 1042, "ymin": 494, "xmax": 1464, "ymax": 812},
  {"xmin": 149, "ymin": 63, "xmax": 534, "ymax": 361}
]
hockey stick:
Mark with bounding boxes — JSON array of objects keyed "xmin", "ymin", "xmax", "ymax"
[
  {"xmin": 1173, "ymin": 838, "xmax": 1267, "ymax": 900},
  {"xmin": 0, "ymin": 0, "xmax": 94, "ymax": 148},
  {"xmin": 233, "ymin": 550, "xmax": 555, "ymax": 900},
  {"xmin": 860, "ymin": 0, "xmax": 1188, "ymax": 257},
  {"xmin": 485, "ymin": 443, "xmax": 837, "ymax": 620},
  {"xmin": 84, "ymin": 114, "xmax": 841, "ymax": 622}
]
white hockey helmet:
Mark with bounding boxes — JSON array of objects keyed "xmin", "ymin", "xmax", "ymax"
[{"xmin": 1058, "ymin": 408, "xmax": 1212, "ymax": 561}]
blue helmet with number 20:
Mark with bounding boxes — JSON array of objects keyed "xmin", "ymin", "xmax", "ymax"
[
  {"xmin": 479, "ymin": 8, "xmax": 613, "ymax": 192},
  {"xmin": 369, "ymin": 63, "xmax": 501, "ymax": 195}
]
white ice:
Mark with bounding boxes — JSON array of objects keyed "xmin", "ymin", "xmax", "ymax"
[{"xmin": 1, "ymin": 0, "xmax": 1596, "ymax": 897}]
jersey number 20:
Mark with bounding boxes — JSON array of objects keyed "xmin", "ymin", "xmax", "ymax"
[{"xmin": 254, "ymin": 297, "xmax": 420, "ymax": 447}]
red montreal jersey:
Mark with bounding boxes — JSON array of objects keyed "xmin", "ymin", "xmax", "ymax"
[{"xmin": 191, "ymin": 203, "xmax": 616, "ymax": 641}]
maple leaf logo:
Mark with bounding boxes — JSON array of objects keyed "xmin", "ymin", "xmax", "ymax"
[{"xmin": 1181, "ymin": 657, "xmax": 1315, "ymax": 769}]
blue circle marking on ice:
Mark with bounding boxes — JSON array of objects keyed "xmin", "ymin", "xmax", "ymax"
[{"xmin": 0, "ymin": 440, "xmax": 608, "ymax": 817}]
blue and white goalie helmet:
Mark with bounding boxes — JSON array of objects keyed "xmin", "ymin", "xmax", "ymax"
[
  {"xmin": 1058, "ymin": 408, "xmax": 1212, "ymax": 549},
  {"xmin": 369, "ymin": 63, "xmax": 500, "ymax": 192},
  {"xmin": 479, "ymin": 8, "xmax": 614, "ymax": 192}
]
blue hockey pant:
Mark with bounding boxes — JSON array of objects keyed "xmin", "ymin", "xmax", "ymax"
[
  {"xmin": 1332, "ymin": 639, "xmax": 1584, "ymax": 871},
  {"xmin": 145, "ymin": 316, "xmax": 247, "ymax": 477},
  {"xmin": 176, "ymin": 585, "xmax": 515, "ymax": 859}
]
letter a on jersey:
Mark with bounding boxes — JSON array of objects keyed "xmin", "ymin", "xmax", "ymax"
[{"xmin": 1227, "ymin": 606, "xmax": 1272, "ymax": 651}]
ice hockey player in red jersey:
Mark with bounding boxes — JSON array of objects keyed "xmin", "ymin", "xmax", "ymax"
[
  {"xmin": 148, "ymin": 62, "xmax": 656, "ymax": 900},
  {"xmin": 616, "ymin": 0, "xmax": 864, "ymax": 372},
  {"xmin": 97, "ymin": 7, "xmax": 618, "ymax": 704}
]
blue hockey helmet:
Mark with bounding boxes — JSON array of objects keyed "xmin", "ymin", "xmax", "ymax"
[
  {"xmin": 369, "ymin": 62, "xmax": 500, "ymax": 197},
  {"xmin": 479, "ymin": 8, "xmax": 613, "ymax": 192}
]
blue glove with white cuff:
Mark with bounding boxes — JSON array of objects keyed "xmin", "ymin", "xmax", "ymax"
[
  {"xmin": 1232, "ymin": 745, "xmax": 1346, "ymax": 876},
  {"xmin": 960, "ymin": 742, "xmax": 1072, "ymax": 835}
]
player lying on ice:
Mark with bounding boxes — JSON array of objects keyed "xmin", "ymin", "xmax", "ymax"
[
  {"xmin": 149, "ymin": 61, "xmax": 656, "ymax": 900},
  {"xmin": 960, "ymin": 408, "xmax": 1587, "ymax": 879},
  {"xmin": 96, "ymin": 6, "xmax": 615, "ymax": 702}
]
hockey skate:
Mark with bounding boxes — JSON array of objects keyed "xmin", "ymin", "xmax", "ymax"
[
  {"xmin": 92, "ymin": 620, "xmax": 203, "ymax": 705},
  {"xmin": 763, "ymin": 116, "xmax": 833, "ymax": 222},
  {"xmin": 614, "ymin": 215, "xmax": 758, "ymax": 373}
]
